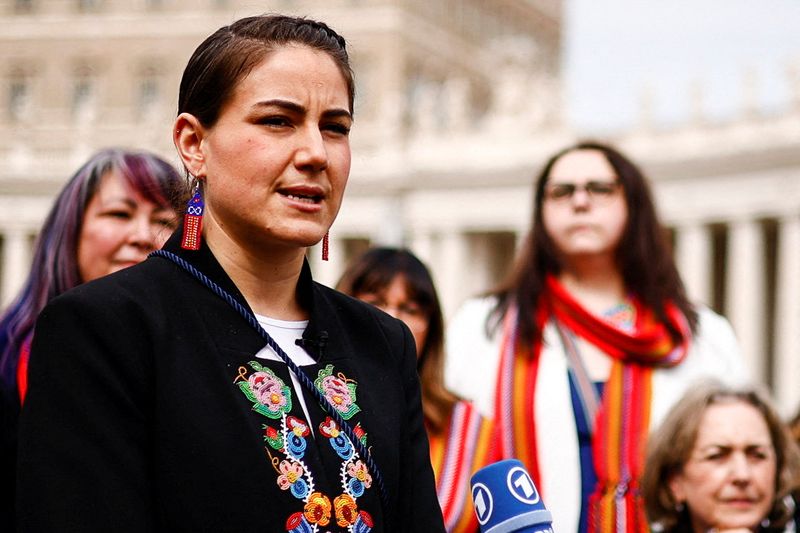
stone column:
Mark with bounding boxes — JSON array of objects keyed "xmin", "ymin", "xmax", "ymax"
[
  {"xmin": 725, "ymin": 219, "xmax": 766, "ymax": 384},
  {"xmin": 674, "ymin": 222, "xmax": 712, "ymax": 306},
  {"xmin": 1, "ymin": 227, "xmax": 32, "ymax": 307},
  {"xmin": 773, "ymin": 214, "xmax": 800, "ymax": 415},
  {"xmin": 409, "ymin": 229, "xmax": 435, "ymax": 269},
  {"xmin": 438, "ymin": 230, "xmax": 470, "ymax": 321}
]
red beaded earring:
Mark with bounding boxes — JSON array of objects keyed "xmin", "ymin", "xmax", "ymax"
[{"xmin": 322, "ymin": 231, "xmax": 329, "ymax": 261}]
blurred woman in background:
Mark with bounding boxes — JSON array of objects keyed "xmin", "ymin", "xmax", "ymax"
[
  {"xmin": 445, "ymin": 141, "xmax": 746, "ymax": 533},
  {"xmin": 0, "ymin": 147, "xmax": 182, "ymax": 528},
  {"xmin": 338, "ymin": 247, "xmax": 496, "ymax": 532}
]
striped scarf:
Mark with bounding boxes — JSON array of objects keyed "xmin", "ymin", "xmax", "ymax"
[
  {"xmin": 495, "ymin": 275, "xmax": 690, "ymax": 533},
  {"xmin": 429, "ymin": 401, "xmax": 497, "ymax": 533}
]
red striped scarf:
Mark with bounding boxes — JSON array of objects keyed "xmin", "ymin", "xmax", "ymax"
[
  {"xmin": 495, "ymin": 275, "xmax": 690, "ymax": 533},
  {"xmin": 429, "ymin": 400, "xmax": 497, "ymax": 532}
]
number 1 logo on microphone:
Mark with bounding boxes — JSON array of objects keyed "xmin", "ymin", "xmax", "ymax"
[
  {"xmin": 471, "ymin": 483, "xmax": 493, "ymax": 526},
  {"xmin": 507, "ymin": 466, "xmax": 540, "ymax": 505}
]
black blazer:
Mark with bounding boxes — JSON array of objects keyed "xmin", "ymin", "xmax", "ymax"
[{"xmin": 17, "ymin": 231, "xmax": 445, "ymax": 532}]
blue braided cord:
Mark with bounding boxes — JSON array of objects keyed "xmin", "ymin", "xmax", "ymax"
[{"xmin": 149, "ymin": 250, "xmax": 389, "ymax": 509}]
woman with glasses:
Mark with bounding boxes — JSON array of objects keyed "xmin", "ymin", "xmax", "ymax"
[{"xmin": 444, "ymin": 141, "xmax": 746, "ymax": 533}]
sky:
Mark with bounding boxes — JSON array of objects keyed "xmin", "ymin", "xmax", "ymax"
[{"xmin": 564, "ymin": 0, "xmax": 800, "ymax": 133}]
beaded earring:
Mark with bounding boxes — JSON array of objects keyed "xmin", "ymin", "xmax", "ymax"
[
  {"xmin": 181, "ymin": 182, "xmax": 204, "ymax": 250},
  {"xmin": 322, "ymin": 231, "xmax": 329, "ymax": 261}
]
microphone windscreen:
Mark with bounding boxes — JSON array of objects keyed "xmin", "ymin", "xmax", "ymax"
[{"xmin": 470, "ymin": 459, "xmax": 554, "ymax": 533}]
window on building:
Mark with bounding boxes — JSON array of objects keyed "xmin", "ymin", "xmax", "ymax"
[
  {"xmin": 72, "ymin": 77, "xmax": 95, "ymax": 122},
  {"xmin": 14, "ymin": 0, "xmax": 35, "ymax": 14},
  {"xmin": 8, "ymin": 78, "xmax": 31, "ymax": 122},
  {"xmin": 137, "ymin": 77, "xmax": 159, "ymax": 119},
  {"xmin": 77, "ymin": 0, "xmax": 102, "ymax": 12}
]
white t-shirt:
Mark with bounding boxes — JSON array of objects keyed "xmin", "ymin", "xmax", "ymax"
[{"xmin": 253, "ymin": 314, "xmax": 314, "ymax": 428}]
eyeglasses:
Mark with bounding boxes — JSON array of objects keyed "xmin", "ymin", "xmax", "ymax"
[{"xmin": 544, "ymin": 180, "xmax": 621, "ymax": 203}]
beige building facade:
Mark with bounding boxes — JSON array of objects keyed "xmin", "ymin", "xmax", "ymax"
[{"xmin": 2, "ymin": 0, "xmax": 800, "ymax": 413}]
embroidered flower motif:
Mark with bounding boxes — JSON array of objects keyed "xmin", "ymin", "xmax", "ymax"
[
  {"xmin": 348, "ymin": 460, "xmax": 372, "ymax": 488},
  {"xmin": 319, "ymin": 416, "xmax": 340, "ymax": 438},
  {"xmin": 353, "ymin": 422, "xmax": 368, "ymax": 447},
  {"xmin": 303, "ymin": 492, "xmax": 332, "ymax": 526},
  {"xmin": 287, "ymin": 433, "xmax": 307, "ymax": 458},
  {"xmin": 319, "ymin": 416, "xmax": 354, "ymax": 460},
  {"xmin": 277, "ymin": 460, "xmax": 303, "ymax": 488},
  {"xmin": 287, "ymin": 416, "xmax": 310, "ymax": 437},
  {"xmin": 353, "ymin": 510, "xmax": 374, "ymax": 533},
  {"xmin": 281, "ymin": 416, "xmax": 310, "ymax": 458},
  {"xmin": 237, "ymin": 362, "xmax": 292, "ymax": 419},
  {"xmin": 291, "ymin": 480, "xmax": 310, "ymax": 500},
  {"xmin": 332, "ymin": 435, "xmax": 354, "ymax": 461},
  {"xmin": 276, "ymin": 460, "xmax": 309, "ymax": 499},
  {"xmin": 348, "ymin": 477, "xmax": 365, "ymax": 498},
  {"xmin": 285, "ymin": 511, "xmax": 313, "ymax": 532},
  {"xmin": 250, "ymin": 372, "xmax": 288, "ymax": 409},
  {"xmin": 322, "ymin": 374, "xmax": 353, "ymax": 410},
  {"xmin": 334, "ymin": 493, "xmax": 359, "ymax": 527},
  {"xmin": 314, "ymin": 365, "xmax": 360, "ymax": 419},
  {"xmin": 263, "ymin": 424, "xmax": 283, "ymax": 451}
]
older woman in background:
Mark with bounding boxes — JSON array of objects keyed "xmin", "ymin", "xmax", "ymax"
[
  {"xmin": 0, "ymin": 147, "xmax": 182, "ymax": 528},
  {"xmin": 642, "ymin": 380, "xmax": 800, "ymax": 533}
]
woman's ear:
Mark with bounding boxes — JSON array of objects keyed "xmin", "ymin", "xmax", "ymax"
[
  {"xmin": 667, "ymin": 472, "xmax": 687, "ymax": 507},
  {"xmin": 174, "ymin": 113, "xmax": 207, "ymax": 178}
]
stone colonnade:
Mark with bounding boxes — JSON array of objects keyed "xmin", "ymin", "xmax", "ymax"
[
  {"xmin": 311, "ymin": 161, "xmax": 800, "ymax": 415},
  {"xmin": 320, "ymin": 213, "xmax": 800, "ymax": 415},
  {"xmin": 675, "ymin": 215, "xmax": 800, "ymax": 415},
  {"xmin": 0, "ymin": 226, "xmax": 34, "ymax": 307},
  {"xmin": 2, "ymin": 172, "xmax": 799, "ymax": 415},
  {"xmin": 0, "ymin": 196, "xmax": 51, "ymax": 307}
]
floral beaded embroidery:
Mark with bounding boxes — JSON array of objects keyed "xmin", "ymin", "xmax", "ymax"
[
  {"xmin": 315, "ymin": 364, "xmax": 360, "ymax": 419},
  {"xmin": 285, "ymin": 416, "xmax": 311, "ymax": 457},
  {"xmin": 346, "ymin": 460, "xmax": 372, "ymax": 498},
  {"xmin": 236, "ymin": 361, "xmax": 292, "ymax": 419},
  {"xmin": 278, "ymin": 459, "xmax": 310, "ymax": 499},
  {"xmin": 318, "ymin": 415, "xmax": 375, "ymax": 529},
  {"xmin": 235, "ymin": 362, "xmax": 374, "ymax": 532},
  {"xmin": 303, "ymin": 492, "xmax": 332, "ymax": 526}
]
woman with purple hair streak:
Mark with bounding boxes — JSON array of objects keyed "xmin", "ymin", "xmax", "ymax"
[{"xmin": 0, "ymin": 147, "xmax": 182, "ymax": 528}]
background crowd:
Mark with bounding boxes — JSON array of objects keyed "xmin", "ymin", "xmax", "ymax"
[{"xmin": 1, "ymin": 11, "xmax": 800, "ymax": 533}]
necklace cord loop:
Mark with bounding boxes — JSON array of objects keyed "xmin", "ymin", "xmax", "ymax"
[{"xmin": 150, "ymin": 249, "xmax": 389, "ymax": 511}]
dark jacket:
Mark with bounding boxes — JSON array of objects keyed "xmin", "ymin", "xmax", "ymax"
[{"xmin": 17, "ymin": 231, "xmax": 445, "ymax": 532}]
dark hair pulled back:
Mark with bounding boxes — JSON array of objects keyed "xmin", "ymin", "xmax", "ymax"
[{"xmin": 178, "ymin": 14, "xmax": 354, "ymax": 127}]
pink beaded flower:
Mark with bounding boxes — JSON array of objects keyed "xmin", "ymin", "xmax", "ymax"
[
  {"xmin": 249, "ymin": 371, "xmax": 288, "ymax": 413},
  {"xmin": 347, "ymin": 460, "xmax": 372, "ymax": 488},
  {"xmin": 277, "ymin": 460, "xmax": 304, "ymax": 490}
]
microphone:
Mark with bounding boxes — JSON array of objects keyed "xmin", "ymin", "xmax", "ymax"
[{"xmin": 470, "ymin": 459, "xmax": 554, "ymax": 533}]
